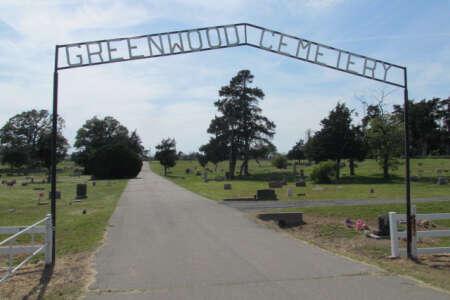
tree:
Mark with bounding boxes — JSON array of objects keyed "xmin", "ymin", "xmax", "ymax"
[
  {"xmin": 154, "ymin": 138, "xmax": 178, "ymax": 176},
  {"xmin": 366, "ymin": 114, "xmax": 403, "ymax": 178},
  {"xmin": 37, "ymin": 132, "xmax": 69, "ymax": 175},
  {"xmin": 347, "ymin": 126, "xmax": 367, "ymax": 175},
  {"xmin": 303, "ymin": 103, "xmax": 356, "ymax": 180},
  {"xmin": 72, "ymin": 116, "xmax": 144, "ymax": 173},
  {"xmin": 199, "ymin": 138, "xmax": 227, "ymax": 171},
  {"xmin": 88, "ymin": 144, "xmax": 142, "ymax": 179},
  {"xmin": 197, "ymin": 153, "xmax": 208, "ymax": 169},
  {"xmin": 1, "ymin": 148, "xmax": 29, "ymax": 169},
  {"xmin": 0, "ymin": 109, "xmax": 65, "ymax": 169},
  {"xmin": 207, "ymin": 70, "xmax": 275, "ymax": 178},
  {"xmin": 287, "ymin": 140, "xmax": 305, "ymax": 163},
  {"xmin": 393, "ymin": 98, "xmax": 446, "ymax": 156},
  {"xmin": 250, "ymin": 142, "xmax": 276, "ymax": 166}
]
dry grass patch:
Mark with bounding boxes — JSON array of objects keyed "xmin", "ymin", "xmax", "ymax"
[
  {"xmin": 0, "ymin": 252, "xmax": 94, "ymax": 300},
  {"xmin": 254, "ymin": 213, "xmax": 450, "ymax": 292}
]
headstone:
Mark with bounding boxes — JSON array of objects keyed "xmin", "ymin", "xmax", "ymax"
[
  {"xmin": 76, "ymin": 184, "xmax": 87, "ymax": 199},
  {"xmin": 287, "ymin": 188, "xmax": 293, "ymax": 197},
  {"xmin": 268, "ymin": 181, "xmax": 283, "ymax": 188},
  {"xmin": 196, "ymin": 171, "xmax": 202, "ymax": 176},
  {"xmin": 224, "ymin": 183, "xmax": 232, "ymax": 190},
  {"xmin": 299, "ymin": 169, "xmax": 305, "ymax": 178},
  {"xmin": 378, "ymin": 214, "xmax": 390, "ymax": 236},
  {"xmin": 256, "ymin": 189, "xmax": 278, "ymax": 200},
  {"xmin": 437, "ymin": 177, "xmax": 448, "ymax": 185},
  {"xmin": 203, "ymin": 172, "xmax": 208, "ymax": 182},
  {"xmin": 48, "ymin": 191, "xmax": 61, "ymax": 200},
  {"xmin": 295, "ymin": 179, "xmax": 306, "ymax": 187},
  {"xmin": 411, "ymin": 175, "xmax": 419, "ymax": 182},
  {"xmin": 293, "ymin": 163, "xmax": 297, "ymax": 175}
]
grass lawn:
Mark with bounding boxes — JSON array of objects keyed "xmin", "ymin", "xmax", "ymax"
[
  {"xmin": 0, "ymin": 161, "xmax": 127, "ymax": 299},
  {"xmin": 150, "ymin": 158, "xmax": 450, "ymax": 201},
  {"xmin": 257, "ymin": 201, "xmax": 450, "ymax": 291}
]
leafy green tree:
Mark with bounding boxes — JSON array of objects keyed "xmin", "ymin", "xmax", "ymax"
[
  {"xmin": 287, "ymin": 140, "xmax": 305, "ymax": 164},
  {"xmin": 393, "ymin": 98, "xmax": 446, "ymax": 156},
  {"xmin": 199, "ymin": 138, "xmax": 227, "ymax": 171},
  {"xmin": 197, "ymin": 153, "xmax": 208, "ymax": 169},
  {"xmin": 347, "ymin": 125, "xmax": 367, "ymax": 176},
  {"xmin": 72, "ymin": 116, "xmax": 143, "ymax": 173},
  {"xmin": 37, "ymin": 132, "xmax": 69, "ymax": 175},
  {"xmin": 366, "ymin": 115, "xmax": 403, "ymax": 178},
  {"xmin": 1, "ymin": 148, "xmax": 29, "ymax": 169},
  {"xmin": 303, "ymin": 103, "xmax": 356, "ymax": 180},
  {"xmin": 207, "ymin": 70, "xmax": 275, "ymax": 178},
  {"xmin": 250, "ymin": 142, "xmax": 276, "ymax": 166},
  {"xmin": 0, "ymin": 109, "xmax": 65, "ymax": 169},
  {"xmin": 88, "ymin": 143, "xmax": 142, "ymax": 179},
  {"xmin": 154, "ymin": 138, "xmax": 178, "ymax": 176}
]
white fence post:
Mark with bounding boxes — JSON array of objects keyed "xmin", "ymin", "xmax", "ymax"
[
  {"xmin": 389, "ymin": 212, "xmax": 399, "ymax": 258},
  {"xmin": 45, "ymin": 214, "xmax": 53, "ymax": 266}
]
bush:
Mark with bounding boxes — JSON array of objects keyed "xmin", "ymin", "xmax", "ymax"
[
  {"xmin": 272, "ymin": 154, "xmax": 288, "ymax": 169},
  {"xmin": 88, "ymin": 143, "xmax": 142, "ymax": 179},
  {"xmin": 310, "ymin": 161, "xmax": 336, "ymax": 183}
]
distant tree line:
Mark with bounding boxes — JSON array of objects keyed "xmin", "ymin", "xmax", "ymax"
[
  {"xmin": 0, "ymin": 110, "xmax": 144, "ymax": 179},
  {"xmin": 287, "ymin": 97, "xmax": 450, "ymax": 179}
]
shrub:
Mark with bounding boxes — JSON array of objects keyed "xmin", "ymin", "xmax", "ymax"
[
  {"xmin": 88, "ymin": 143, "xmax": 142, "ymax": 179},
  {"xmin": 310, "ymin": 161, "xmax": 336, "ymax": 183},
  {"xmin": 272, "ymin": 154, "xmax": 288, "ymax": 169}
]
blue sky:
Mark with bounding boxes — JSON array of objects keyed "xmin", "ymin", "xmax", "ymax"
[{"xmin": 0, "ymin": 0, "xmax": 449, "ymax": 153}]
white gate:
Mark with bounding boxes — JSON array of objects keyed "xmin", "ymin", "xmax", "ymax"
[
  {"xmin": 389, "ymin": 207, "xmax": 450, "ymax": 258},
  {"xmin": 0, "ymin": 214, "xmax": 52, "ymax": 283}
]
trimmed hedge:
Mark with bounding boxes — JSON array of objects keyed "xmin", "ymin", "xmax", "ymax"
[{"xmin": 88, "ymin": 143, "xmax": 142, "ymax": 179}]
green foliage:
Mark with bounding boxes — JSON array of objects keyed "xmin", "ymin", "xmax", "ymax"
[
  {"xmin": 37, "ymin": 132, "xmax": 69, "ymax": 172},
  {"xmin": 88, "ymin": 143, "xmax": 142, "ymax": 179},
  {"xmin": 154, "ymin": 138, "xmax": 178, "ymax": 176},
  {"xmin": 271, "ymin": 154, "xmax": 288, "ymax": 169},
  {"xmin": 1, "ymin": 147, "xmax": 29, "ymax": 169},
  {"xmin": 310, "ymin": 161, "xmax": 336, "ymax": 183},
  {"xmin": 207, "ymin": 70, "xmax": 275, "ymax": 178},
  {"xmin": 366, "ymin": 115, "xmax": 403, "ymax": 178},
  {"xmin": 304, "ymin": 103, "xmax": 365, "ymax": 179},
  {"xmin": 393, "ymin": 98, "xmax": 449, "ymax": 156},
  {"xmin": 199, "ymin": 137, "xmax": 227, "ymax": 168},
  {"xmin": 287, "ymin": 139, "xmax": 305, "ymax": 162},
  {"xmin": 197, "ymin": 153, "xmax": 208, "ymax": 168},
  {"xmin": 72, "ymin": 116, "xmax": 144, "ymax": 174},
  {"xmin": 0, "ymin": 109, "xmax": 66, "ymax": 170}
]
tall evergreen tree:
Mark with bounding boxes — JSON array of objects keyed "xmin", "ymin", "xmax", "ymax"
[
  {"xmin": 304, "ymin": 103, "xmax": 356, "ymax": 180},
  {"xmin": 207, "ymin": 70, "xmax": 275, "ymax": 178}
]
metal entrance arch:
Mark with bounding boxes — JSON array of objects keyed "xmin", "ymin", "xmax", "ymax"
[{"xmin": 50, "ymin": 23, "xmax": 412, "ymax": 264}]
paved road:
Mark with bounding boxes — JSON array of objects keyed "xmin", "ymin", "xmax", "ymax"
[
  {"xmin": 221, "ymin": 197, "xmax": 450, "ymax": 212},
  {"xmin": 86, "ymin": 164, "xmax": 449, "ymax": 299}
]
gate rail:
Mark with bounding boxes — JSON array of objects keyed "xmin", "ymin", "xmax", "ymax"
[
  {"xmin": 0, "ymin": 214, "xmax": 52, "ymax": 283},
  {"xmin": 389, "ymin": 207, "xmax": 450, "ymax": 258}
]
